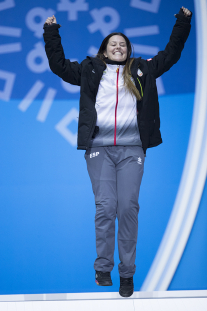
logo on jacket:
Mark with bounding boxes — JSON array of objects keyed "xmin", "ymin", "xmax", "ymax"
[
  {"xmin": 137, "ymin": 157, "xmax": 142, "ymax": 164},
  {"xmin": 137, "ymin": 69, "xmax": 143, "ymax": 77}
]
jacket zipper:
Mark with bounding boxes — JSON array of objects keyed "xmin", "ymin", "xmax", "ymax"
[{"xmin": 114, "ymin": 66, "xmax": 119, "ymax": 145}]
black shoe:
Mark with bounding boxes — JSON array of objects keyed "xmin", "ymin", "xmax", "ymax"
[
  {"xmin": 119, "ymin": 276, "xmax": 134, "ymax": 297},
  {"xmin": 95, "ymin": 270, "xmax": 113, "ymax": 286}
]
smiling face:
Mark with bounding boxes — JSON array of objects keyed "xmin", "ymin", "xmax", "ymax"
[{"xmin": 103, "ymin": 35, "xmax": 127, "ymax": 62}]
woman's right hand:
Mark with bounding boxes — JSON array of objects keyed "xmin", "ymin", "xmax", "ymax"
[{"xmin": 45, "ymin": 15, "xmax": 57, "ymax": 25}]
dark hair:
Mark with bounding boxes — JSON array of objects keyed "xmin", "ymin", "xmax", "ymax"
[
  {"xmin": 97, "ymin": 32, "xmax": 133, "ymax": 61},
  {"xmin": 96, "ymin": 33, "xmax": 141, "ymax": 101}
]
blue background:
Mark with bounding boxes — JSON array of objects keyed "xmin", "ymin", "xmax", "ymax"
[{"xmin": 0, "ymin": 0, "xmax": 206, "ymax": 294}]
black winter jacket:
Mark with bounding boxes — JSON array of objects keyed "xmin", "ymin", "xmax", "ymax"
[{"xmin": 43, "ymin": 9, "xmax": 191, "ymax": 154}]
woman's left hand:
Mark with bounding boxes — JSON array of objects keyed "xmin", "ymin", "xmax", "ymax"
[{"xmin": 181, "ymin": 6, "xmax": 192, "ymax": 17}]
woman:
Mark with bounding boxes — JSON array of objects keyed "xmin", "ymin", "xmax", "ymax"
[{"xmin": 44, "ymin": 6, "xmax": 192, "ymax": 297}]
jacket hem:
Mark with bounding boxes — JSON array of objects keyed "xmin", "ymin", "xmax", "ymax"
[{"xmin": 77, "ymin": 146, "xmax": 87, "ymax": 150}]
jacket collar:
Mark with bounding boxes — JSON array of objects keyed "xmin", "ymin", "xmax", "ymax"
[
  {"xmin": 104, "ymin": 58, "xmax": 127, "ymax": 65},
  {"xmin": 87, "ymin": 56, "xmax": 106, "ymax": 67},
  {"xmin": 87, "ymin": 56, "xmax": 142, "ymax": 70}
]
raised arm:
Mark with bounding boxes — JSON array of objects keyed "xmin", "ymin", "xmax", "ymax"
[
  {"xmin": 43, "ymin": 15, "xmax": 81, "ymax": 86},
  {"xmin": 146, "ymin": 7, "xmax": 192, "ymax": 79}
]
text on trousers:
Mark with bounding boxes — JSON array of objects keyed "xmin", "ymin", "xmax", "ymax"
[{"xmin": 90, "ymin": 152, "xmax": 100, "ymax": 158}]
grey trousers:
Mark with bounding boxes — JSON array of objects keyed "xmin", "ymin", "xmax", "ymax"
[{"xmin": 85, "ymin": 146, "xmax": 144, "ymax": 278}]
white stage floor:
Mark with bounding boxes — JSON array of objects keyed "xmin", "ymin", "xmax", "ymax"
[{"xmin": 0, "ymin": 291, "xmax": 206, "ymax": 311}]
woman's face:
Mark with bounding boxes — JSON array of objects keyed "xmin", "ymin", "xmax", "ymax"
[{"xmin": 104, "ymin": 35, "xmax": 127, "ymax": 62}]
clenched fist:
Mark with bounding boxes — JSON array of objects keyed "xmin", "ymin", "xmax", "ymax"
[
  {"xmin": 45, "ymin": 15, "xmax": 57, "ymax": 25},
  {"xmin": 182, "ymin": 6, "xmax": 191, "ymax": 17}
]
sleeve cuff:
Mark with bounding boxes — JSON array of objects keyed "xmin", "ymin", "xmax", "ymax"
[
  {"xmin": 43, "ymin": 23, "xmax": 61, "ymax": 30},
  {"xmin": 175, "ymin": 7, "xmax": 192, "ymax": 23}
]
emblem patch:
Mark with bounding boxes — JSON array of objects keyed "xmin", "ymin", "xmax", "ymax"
[{"xmin": 137, "ymin": 68, "xmax": 143, "ymax": 77}]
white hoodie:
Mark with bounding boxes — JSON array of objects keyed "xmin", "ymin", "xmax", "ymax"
[{"xmin": 90, "ymin": 64, "xmax": 142, "ymax": 147}]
